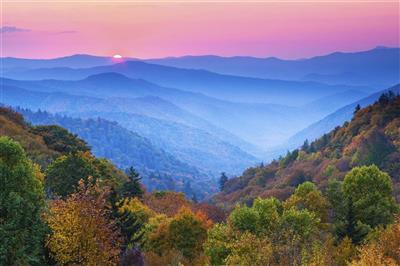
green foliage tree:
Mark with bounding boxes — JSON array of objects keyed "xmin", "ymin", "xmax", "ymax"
[
  {"xmin": 204, "ymin": 223, "xmax": 232, "ymax": 265},
  {"xmin": 45, "ymin": 151, "xmax": 97, "ymax": 197},
  {"xmin": 0, "ymin": 137, "xmax": 46, "ymax": 265},
  {"xmin": 229, "ymin": 205, "xmax": 260, "ymax": 234},
  {"xmin": 45, "ymin": 151, "xmax": 128, "ymax": 197},
  {"xmin": 326, "ymin": 179, "xmax": 348, "ymax": 238},
  {"xmin": 284, "ymin": 181, "xmax": 330, "ymax": 223},
  {"xmin": 343, "ymin": 165, "xmax": 398, "ymax": 242},
  {"xmin": 168, "ymin": 208, "xmax": 208, "ymax": 259}
]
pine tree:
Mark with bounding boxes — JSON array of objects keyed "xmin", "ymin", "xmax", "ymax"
[
  {"xmin": 353, "ymin": 104, "xmax": 361, "ymax": 115},
  {"xmin": 120, "ymin": 167, "xmax": 143, "ymax": 199},
  {"xmin": 219, "ymin": 172, "xmax": 228, "ymax": 191}
]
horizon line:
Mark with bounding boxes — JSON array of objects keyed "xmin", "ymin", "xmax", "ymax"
[{"xmin": 1, "ymin": 45, "xmax": 399, "ymax": 62}]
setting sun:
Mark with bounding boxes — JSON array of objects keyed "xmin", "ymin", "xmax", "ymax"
[{"xmin": 113, "ymin": 54, "xmax": 122, "ymax": 59}]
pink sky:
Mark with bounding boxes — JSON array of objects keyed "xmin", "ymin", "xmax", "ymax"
[{"xmin": 2, "ymin": 1, "xmax": 399, "ymax": 59}]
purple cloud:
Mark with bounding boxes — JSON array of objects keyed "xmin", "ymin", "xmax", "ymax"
[{"xmin": 0, "ymin": 26, "xmax": 30, "ymax": 34}]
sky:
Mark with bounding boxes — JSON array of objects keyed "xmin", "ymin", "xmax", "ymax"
[{"xmin": 1, "ymin": 1, "xmax": 399, "ymax": 59}]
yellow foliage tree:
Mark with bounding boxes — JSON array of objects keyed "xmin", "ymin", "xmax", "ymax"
[
  {"xmin": 225, "ymin": 232, "xmax": 273, "ymax": 266},
  {"xmin": 45, "ymin": 178, "xmax": 122, "ymax": 265},
  {"xmin": 349, "ymin": 216, "xmax": 400, "ymax": 266}
]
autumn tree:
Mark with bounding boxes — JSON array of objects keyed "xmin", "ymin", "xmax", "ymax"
[
  {"xmin": 0, "ymin": 137, "xmax": 46, "ymax": 265},
  {"xmin": 224, "ymin": 232, "xmax": 273, "ymax": 266},
  {"xmin": 141, "ymin": 207, "xmax": 211, "ymax": 264},
  {"xmin": 168, "ymin": 207, "xmax": 210, "ymax": 259},
  {"xmin": 45, "ymin": 178, "xmax": 122, "ymax": 265},
  {"xmin": 349, "ymin": 216, "xmax": 400, "ymax": 265}
]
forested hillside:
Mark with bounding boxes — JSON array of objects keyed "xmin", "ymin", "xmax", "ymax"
[
  {"xmin": 213, "ymin": 92, "xmax": 400, "ymax": 208},
  {"xmin": 0, "ymin": 107, "xmax": 88, "ymax": 167},
  {"xmin": 16, "ymin": 108, "xmax": 219, "ymax": 198}
]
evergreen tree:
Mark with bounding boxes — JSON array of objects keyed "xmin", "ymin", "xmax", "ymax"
[
  {"xmin": 219, "ymin": 172, "xmax": 228, "ymax": 191},
  {"xmin": 120, "ymin": 167, "xmax": 143, "ymax": 199},
  {"xmin": 301, "ymin": 139, "xmax": 309, "ymax": 151},
  {"xmin": 353, "ymin": 104, "xmax": 361, "ymax": 115}
]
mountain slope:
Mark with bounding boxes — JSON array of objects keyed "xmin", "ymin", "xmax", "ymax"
[
  {"xmin": 287, "ymin": 84, "xmax": 400, "ymax": 148},
  {"xmin": 213, "ymin": 91, "xmax": 400, "ymax": 208},
  {"xmin": 147, "ymin": 47, "xmax": 400, "ymax": 87},
  {"xmin": 17, "ymin": 108, "xmax": 219, "ymax": 198},
  {"xmin": 0, "ymin": 106, "xmax": 88, "ymax": 167}
]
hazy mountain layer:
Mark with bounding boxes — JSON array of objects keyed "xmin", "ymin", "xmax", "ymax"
[
  {"xmin": 2, "ymin": 60, "xmax": 372, "ymax": 106},
  {"xmin": 1, "ymin": 85, "xmax": 258, "ymax": 175},
  {"xmin": 147, "ymin": 47, "xmax": 400, "ymax": 87}
]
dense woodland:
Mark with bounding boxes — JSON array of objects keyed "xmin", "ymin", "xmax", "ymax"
[
  {"xmin": 1, "ymin": 93, "xmax": 400, "ymax": 265},
  {"xmin": 214, "ymin": 92, "xmax": 400, "ymax": 207}
]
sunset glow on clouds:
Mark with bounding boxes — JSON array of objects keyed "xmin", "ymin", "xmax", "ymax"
[{"xmin": 2, "ymin": 1, "xmax": 399, "ymax": 59}]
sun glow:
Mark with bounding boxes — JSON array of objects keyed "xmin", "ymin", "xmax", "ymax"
[{"xmin": 113, "ymin": 54, "xmax": 122, "ymax": 59}]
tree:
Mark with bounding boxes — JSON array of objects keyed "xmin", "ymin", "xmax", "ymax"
[
  {"xmin": 326, "ymin": 179, "xmax": 348, "ymax": 238},
  {"xmin": 168, "ymin": 207, "xmax": 209, "ymax": 259},
  {"xmin": 284, "ymin": 182, "xmax": 330, "ymax": 223},
  {"xmin": 0, "ymin": 137, "xmax": 46, "ymax": 265},
  {"xmin": 225, "ymin": 232, "xmax": 273, "ymax": 266},
  {"xmin": 45, "ymin": 151, "xmax": 128, "ymax": 197},
  {"xmin": 219, "ymin": 172, "xmax": 228, "ymax": 191},
  {"xmin": 141, "ymin": 207, "xmax": 211, "ymax": 264},
  {"xmin": 342, "ymin": 165, "xmax": 398, "ymax": 243},
  {"xmin": 120, "ymin": 167, "xmax": 143, "ymax": 199},
  {"xmin": 348, "ymin": 217, "xmax": 400, "ymax": 265},
  {"xmin": 302, "ymin": 139, "xmax": 310, "ymax": 151},
  {"xmin": 45, "ymin": 178, "xmax": 122, "ymax": 265},
  {"xmin": 229, "ymin": 205, "xmax": 260, "ymax": 234},
  {"xmin": 205, "ymin": 224, "xmax": 232, "ymax": 265},
  {"xmin": 353, "ymin": 104, "xmax": 361, "ymax": 115},
  {"xmin": 45, "ymin": 151, "xmax": 97, "ymax": 197},
  {"xmin": 118, "ymin": 197, "xmax": 155, "ymax": 247}
]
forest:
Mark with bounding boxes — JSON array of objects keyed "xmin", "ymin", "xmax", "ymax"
[{"xmin": 1, "ymin": 92, "xmax": 399, "ymax": 265}]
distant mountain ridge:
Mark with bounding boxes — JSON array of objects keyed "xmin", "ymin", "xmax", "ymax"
[
  {"xmin": 1, "ymin": 59, "xmax": 373, "ymax": 106},
  {"xmin": 146, "ymin": 47, "xmax": 400, "ymax": 87},
  {"xmin": 1, "ymin": 54, "xmax": 133, "ymax": 70}
]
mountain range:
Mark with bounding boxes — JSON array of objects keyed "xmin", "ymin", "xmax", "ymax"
[
  {"xmin": 147, "ymin": 46, "xmax": 400, "ymax": 87},
  {"xmin": 1, "ymin": 47, "xmax": 399, "ymax": 199}
]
